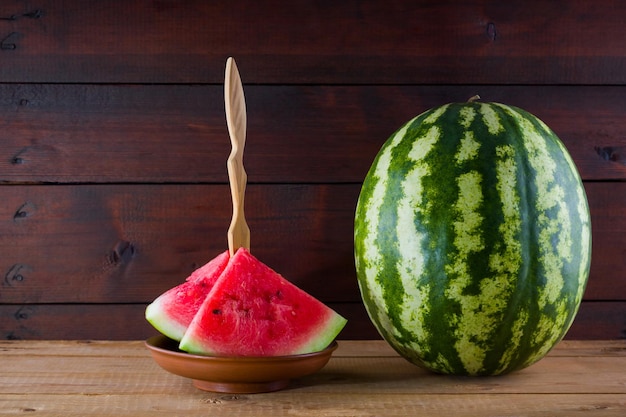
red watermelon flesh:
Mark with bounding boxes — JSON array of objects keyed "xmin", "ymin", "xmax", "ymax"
[
  {"xmin": 145, "ymin": 250, "xmax": 230, "ymax": 341},
  {"xmin": 179, "ymin": 248, "xmax": 347, "ymax": 356}
]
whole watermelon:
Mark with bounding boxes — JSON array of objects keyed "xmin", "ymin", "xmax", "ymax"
[{"xmin": 354, "ymin": 99, "xmax": 591, "ymax": 376}]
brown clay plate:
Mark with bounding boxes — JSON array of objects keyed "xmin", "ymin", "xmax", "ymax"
[{"xmin": 145, "ymin": 335, "xmax": 338, "ymax": 394}]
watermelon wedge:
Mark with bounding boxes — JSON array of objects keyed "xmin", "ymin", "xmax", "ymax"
[
  {"xmin": 179, "ymin": 248, "xmax": 347, "ymax": 356},
  {"xmin": 145, "ymin": 250, "xmax": 230, "ymax": 341}
]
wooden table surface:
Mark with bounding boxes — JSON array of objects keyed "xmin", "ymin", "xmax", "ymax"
[{"xmin": 1, "ymin": 339, "xmax": 625, "ymax": 416}]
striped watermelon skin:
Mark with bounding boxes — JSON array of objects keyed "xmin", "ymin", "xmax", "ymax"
[{"xmin": 354, "ymin": 101, "xmax": 591, "ymax": 376}]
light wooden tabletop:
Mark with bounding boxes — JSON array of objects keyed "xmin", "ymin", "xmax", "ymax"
[{"xmin": 1, "ymin": 339, "xmax": 625, "ymax": 416}]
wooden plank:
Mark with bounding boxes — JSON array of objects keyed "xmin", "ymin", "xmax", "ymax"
[
  {"xmin": 566, "ymin": 302, "xmax": 626, "ymax": 340},
  {"xmin": 0, "ymin": 303, "xmax": 155, "ymax": 341},
  {"xmin": 1, "ymin": 301, "xmax": 623, "ymax": 341},
  {"xmin": 0, "ymin": 0, "xmax": 625, "ymax": 84},
  {"xmin": 2, "ymin": 341, "xmax": 626, "ymax": 394},
  {"xmin": 0, "ymin": 84, "xmax": 624, "ymax": 183},
  {"xmin": 0, "ymin": 182, "xmax": 623, "ymax": 304},
  {"xmin": 585, "ymin": 183, "xmax": 626, "ymax": 301},
  {"xmin": 3, "ymin": 354, "xmax": 626, "ymax": 395},
  {"xmin": 0, "ymin": 84, "xmax": 229, "ymax": 183},
  {"xmin": 0, "ymin": 341, "xmax": 625, "ymax": 416},
  {"xmin": 0, "ymin": 184, "xmax": 358, "ymax": 303},
  {"xmin": 0, "ymin": 0, "xmax": 621, "ymax": 347},
  {"xmin": 347, "ymin": 300, "xmax": 626, "ymax": 341},
  {"xmin": 0, "ymin": 393, "xmax": 624, "ymax": 417},
  {"xmin": 0, "ymin": 339, "xmax": 149, "ymax": 357}
]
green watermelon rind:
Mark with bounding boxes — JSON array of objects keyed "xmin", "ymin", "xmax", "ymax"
[
  {"xmin": 145, "ymin": 250, "xmax": 230, "ymax": 342},
  {"xmin": 294, "ymin": 313, "xmax": 347, "ymax": 354},
  {"xmin": 179, "ymin": 310, "xmax": 346, "ymax": 357},
  {"xmin": 145, "ymin": 294, "xmax": 189, "ymax": 342},
  {"xmin": 179, "ymin": 248, "xmax": 347, "ymax": 357},
  {"xmin": 354, "ymin": 101, "xmax": 591, "ymax": 376}
]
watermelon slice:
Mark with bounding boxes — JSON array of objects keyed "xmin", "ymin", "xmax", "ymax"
[
  {"xmin": 145, "ymin": 250, "xmax": 230, "ymax": 341},
  {"xmin": 179, "ymin": 248, "xmax": 347, "ymax": 356}
]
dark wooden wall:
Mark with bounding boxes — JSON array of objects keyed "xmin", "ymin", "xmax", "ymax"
[{"xmin": 1, "ymin": 0, "xmax": 624, "ymax": 340}]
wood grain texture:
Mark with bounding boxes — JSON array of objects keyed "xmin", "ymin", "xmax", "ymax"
[
  {"xmin": 0, "ymin": 340, "xmax": 625, "ymax": 416},
  {"xmin": 0, "ymin": 0, "xmax": 624, "ymax": 341},
  {"xmin": 0, "ymin": 184, "xmax": 357, "ymax": 304},
  {"xmin": 1, "ymin": 393, "xmax": 623, "ymax": 416},
  {"xmin": 0, "ymin": 0, "xmax": 625, "ymax": 84},
  {"xmin": 0, "ymin": 183, "xmax": 623, "ymax": 304},
  {"xmin": 0, "ymin": 84, "xmax": 624, "ymax": 183}
]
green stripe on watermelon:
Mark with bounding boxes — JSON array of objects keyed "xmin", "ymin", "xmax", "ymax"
[
  {"xmin": 179, "ymin": 248, "xmax": 347, "ymax": 357},
  {"xmin": 145, "ymin": 250, "xmax": 230, "ymax": 341},
  {"xmin": 355, "ymin": 101, "xmax": 591, "ymax": 375}
]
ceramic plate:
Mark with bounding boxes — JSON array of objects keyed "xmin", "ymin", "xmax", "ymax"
[{"xmin": 145, "ymin": 335, "xmax": 338, "ymax": 393}]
